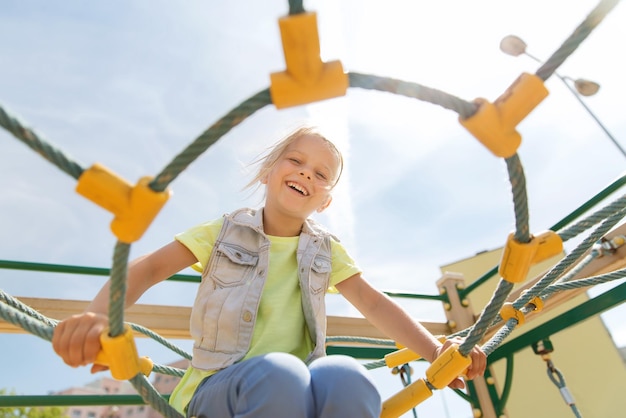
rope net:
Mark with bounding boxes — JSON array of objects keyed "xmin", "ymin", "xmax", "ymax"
[{"xmin": 0, "ymin": 0, "xmax": 624, "ymax": 417}]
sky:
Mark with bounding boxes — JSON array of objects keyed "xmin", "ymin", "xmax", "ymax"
[{"xmin": 0, "ymin": 0, "xmax": 625, "ymax": 417}]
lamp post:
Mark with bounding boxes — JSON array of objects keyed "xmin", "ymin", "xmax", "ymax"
[{"xmin": 500, "ymin": 34, "xmax": 626, "ymax": 160}]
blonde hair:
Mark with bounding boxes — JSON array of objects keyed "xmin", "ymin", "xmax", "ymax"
[{"xmin": 245, "ymin": 126, "xmax": 344, "ymax": 191}]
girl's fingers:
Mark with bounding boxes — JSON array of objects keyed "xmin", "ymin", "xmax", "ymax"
[{"xmin": 52, "ymin": 313, "xmax": 107, "ymax": 367}]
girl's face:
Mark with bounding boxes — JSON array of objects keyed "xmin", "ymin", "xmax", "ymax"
[{"xmin": 262, "ymin": 134, "xmax": 341, "ymax": 220}]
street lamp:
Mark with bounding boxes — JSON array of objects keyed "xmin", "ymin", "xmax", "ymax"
[{"xmin": 500, "ymin": 34, "xmax": 626, "ymax": 159}]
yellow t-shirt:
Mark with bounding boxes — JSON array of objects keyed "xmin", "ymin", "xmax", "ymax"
[{"xmin": 169, "ymin": 217, "xmax": 360, "ymax": 413}]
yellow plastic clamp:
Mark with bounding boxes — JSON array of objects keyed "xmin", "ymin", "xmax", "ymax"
[
  {"xmin": 95, "ymin": 325, "xmax": 154, "ymax": 380},
  {"xmin": 385, "ymin": 336, "xmax": 447, "ymax": 369},
  {"xmin": 425, "ymin": 343, "xmax": 472, "ymax": 390},
  {"xmin": 270, "ymin": 12, "xmax": 348, "ymax": 109},
  {"xmin": 385, "ymin": 347, "xmax": 421, "ymax": 369},
  {"xmin": 612, "ymin": 235, "xmax": 626, "ymax": 247},
  {"xmin": 380, "ymin": 378, "xmax": 432, "ymax": 418},
  {"xmin": 459, "ymin": 73, "xmax": 548, "ymax": 158},
  {"xmin": 499, "ymin": 230, "xmax": 563, "ymax": 283},
  {"xmin": 532, "ymin": 230, "xmax": 564, "ymax": 263},
  {"xmin": 529, "ymin": 296, "xmax": 544, "ymax": 312},
  {"xmin": 500, "ymin": 302, "xmax": 525, "ymax": 327},
  {"xmin": 76, "ymin": 164, "xmax": 171, "ymax": 243}
]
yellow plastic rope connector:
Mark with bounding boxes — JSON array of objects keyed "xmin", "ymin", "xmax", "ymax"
[
  {"xmin": 384, "ymin": 336, "xmax": 447, "ymax": 369},
  {"xmin": 95, "ymin": 325, "xmax": 154, "ymax": 380},
  {"xmin": 500, "ymin": 302, "xmax": 525, "ymax": 327},
  {"xmin": 611, "ymin": 235, "xmax": 626, "ymax": 247},
  {"xmin": 499, "ymin": 230, "xmax": 563, "ymax": 283},
  {"xmin": 425, "ymin": 343, "xmax": 472, "ymax": 390},
  {"xmin": 76, "ymin": 163, "xmax": 171, "ymax": 243},
  {"xmin": 385, "ymin": 347, "xmax": 421, "ymax": 369},
  {"xmin": 381, "ymin": 378, "xmax": 432, "ymax": 418},
  {"xmin": 529, "ymin": 296, "xmax": 544, "ymax": 312},
  {"xmin": 381, "ymin": 344, "xmax": 471, "ymax": 417},
  {"xmin": 459, "ymin": 72, "xmax": 548, "ymax": 158},
  {"xmin": 270, "ymin": 12, "xmax": 348, "ymax": 109}
]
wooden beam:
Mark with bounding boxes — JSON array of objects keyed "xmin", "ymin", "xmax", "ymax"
[
  {"xmin": 0, "ymin": 298, "xmax": 192, "ymax": 340},
  {"xmin": 0, "ymin": 297, "xmax": 450, "ymax": 344},
  {"xmin": 437, "ymin": 272, "xmax": 499, "ymax": 418}
]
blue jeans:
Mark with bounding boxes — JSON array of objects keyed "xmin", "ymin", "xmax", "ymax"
[{"xmin": 186, "ymin": 353, "xmax": 382, "ymax": 418}]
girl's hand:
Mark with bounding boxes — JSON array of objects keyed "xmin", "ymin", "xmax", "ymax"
[
  {"xmin": 434, "ymin": 338, "xmax": 487, "ymax": 390},
  {"xmin": 52, "ymin": 312, "xmax": 109, "ymax": 373}
]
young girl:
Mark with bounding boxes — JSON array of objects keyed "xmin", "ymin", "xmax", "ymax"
[{"xmin": 52, "ymin": 126, "xmax": 486, "ymax": 417}]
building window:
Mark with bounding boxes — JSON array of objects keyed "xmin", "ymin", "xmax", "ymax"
[{"xmin": 71, "ymin": 410, "xmax": 82, "ymax": 418}]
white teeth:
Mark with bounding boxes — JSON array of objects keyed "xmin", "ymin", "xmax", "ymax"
[{"xmin": 287, "ymin": 181, "xmax": 308, "ymax": 196}]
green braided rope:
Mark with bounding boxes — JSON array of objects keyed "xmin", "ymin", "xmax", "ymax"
[
  {"xmin": 536, "ymin": 0, "xmax": 620, "ymax": 81},
  {"xmin": 151, "ymin": 364, "xmax": 186, "ymax": 378},
  {"xmin": 288, "ymin": 0, "xmax": 305, "ymax": 14},
  {"xmin": 324, "ymin": 338, "xmax": 397, "ymax": 372},
  {"xmin": 108, "ymin": 242, "xmax": 131, "ymax": 337},
  {"xmin": 325, "ymin": 336, "xmax": 396, "ymax": 347},
  {"xmin": 0, "ymin": 289, "xmax": 58, "ymax": 328},
  {"xmin": 364, "ymin": 359, "xmax": 387, "ymax": 370},
  {"xmin": 0, "ymin": 288, "xmax": 190, "ymax": 374},
  {"xmin": 482, "ymin": 267, "xmax": 626, "ymax": 356},
  {"xmin": 129, "ymin": 323, "xmax": 192, "ymax": 361},
  {"xmin": 558, "ymin": 194, "xmax": 626, "ymax": 241},
  {"xmin": 130, "ymin": 375, "xmax": 183, "ymax": 418},
  {"xmin": 459, "ymin": 280, "xmax": 516, "ymax": 356},
  {"xmin": 0, "ymin": 103, "xmax": 84, "ymax": 179},
  {"xmin": 481, "ymin": 318, "xmax": 518, "ymax": 356},
  {"xmin": 551, "ymin": 252, "xmax": 598, "ymax": 285},
  {"xmin": 1, "ymin": 288, "xmax": 193, "ymax": 369},
  {"xmin": 149, "ymin": 89, "xmax": 272, "ymax": 192},
  {"xmin": 1, "ymin": 291, "xmax": 188, "ymax": 415},
  {"xmin": 458, "ymin": 155, "xmax": 530, "ymax": 355},
  {"xmin": 505, "ymin": 155, "xmax": 531, "ymax": 243},
  {"xmin": 544, "ymin": 267, "xmax": 626, "ymax": 295},
  {"xmin": 0, "ymin": 300, "xmax": 54, "ymax": 341},
  {"xmin": 482, "ymin": 267, "xmax": 625, "ymax": 355},
  {"xmin": 348, "ymin": 72, "xmax": 477, "ymax": 118}
]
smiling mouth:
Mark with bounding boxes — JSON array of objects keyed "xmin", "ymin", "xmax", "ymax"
[{"xmin": 287, "ymin": 181, "xmax": 309, "ymax": 196}]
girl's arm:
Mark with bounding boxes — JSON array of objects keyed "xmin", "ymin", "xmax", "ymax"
[
  {"xmin": 86, "ymin": 241, "xmax": 197, "ymax": 314},
  {"xmin": 336, "ymin": 273, "xmax": 486, "ymax": 387},
  {"xmin": 52, "ymin": 240, "xmax": 197, "ymax": 369}
]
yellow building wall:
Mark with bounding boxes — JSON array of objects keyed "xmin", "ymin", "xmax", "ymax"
[{"xmin": 440, "ymin": 248, "xmax": 626, "ymax": 418}]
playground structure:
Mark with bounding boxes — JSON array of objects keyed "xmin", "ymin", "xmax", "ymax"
[{"xmin": 1, "ymin": 0, "xmax": 626, "ymax": 417}]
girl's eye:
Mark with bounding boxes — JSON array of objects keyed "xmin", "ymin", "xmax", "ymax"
[
  {"xmin": 288, "ymin": 157, "xmax": 300, "ymax": 164},
  {"xmin": 316, "ymin": 172, "xmax": 328, "ymax": 181}
]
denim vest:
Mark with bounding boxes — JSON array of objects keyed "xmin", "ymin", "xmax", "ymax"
[{"xmin": 189, "ymin": 208, "xmax": 334, "ymax": 371}]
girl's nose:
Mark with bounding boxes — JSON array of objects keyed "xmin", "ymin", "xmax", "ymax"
[{"xmin": 299, "ymin": 171, "xmax": 311, "ymax": 180}]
